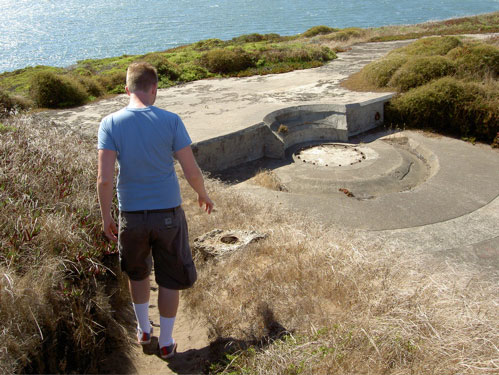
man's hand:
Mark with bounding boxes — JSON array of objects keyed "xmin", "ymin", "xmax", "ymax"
[
  {"xmin": 198, "ymin": 194, "xmax": 214, "ymax": 214},
  {"xmin": 103, "ymin": 215, "xmax": 118, "ymax": 243},
  {"xmin": 175, "ymin": 146, "xmax": 214, "ymax": 215}
]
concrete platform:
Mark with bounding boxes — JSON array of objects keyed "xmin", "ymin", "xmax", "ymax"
[{"xmin": 41, "ymin": 37, "xmax": 499, "ymax": 271}]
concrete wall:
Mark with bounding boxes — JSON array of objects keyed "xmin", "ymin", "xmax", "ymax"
[
  {"xmin": 192, "ymin": 123, "xmax": 286, "ymax": 172},
  {"xmin": 345, "ymin": 94, "xmax": 393, "ymax": 137},
  {"xmin": 193, "ymin": 96, "xmax": 394, "ymax": 172}
]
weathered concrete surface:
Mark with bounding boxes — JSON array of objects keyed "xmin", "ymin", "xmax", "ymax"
[
  {"xmin": 39, "ymin": 35, "xmax": 499, "ymax": 271},
  {"xmin": 193, "ymin": 96, "xmax": 393, "ymax": 172},
  {"xmin": 39, "ymin": 40, "xmax": 414, "ymax": 141}
]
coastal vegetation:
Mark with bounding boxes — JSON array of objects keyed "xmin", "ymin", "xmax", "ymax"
[
  {"xmin": 1, "ymin": 11, "xmax": 498, "ymax": 375},
  {"xmin": 0, "ymin": 12, "xmax": 497, "ymax": 112},
  {"xmin": 344, "ymin": 35, "xmax": 498, "ymax": 143}
]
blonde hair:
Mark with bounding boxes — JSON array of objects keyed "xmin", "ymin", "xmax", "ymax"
[{"xmin": 126, "ymin": 62, "xmax": 158, "ymax": 93}]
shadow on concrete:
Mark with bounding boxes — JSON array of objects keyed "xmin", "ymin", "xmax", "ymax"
[{"xmin": 212, "ymin": 127, "xmax": 402, "ymax": 185}]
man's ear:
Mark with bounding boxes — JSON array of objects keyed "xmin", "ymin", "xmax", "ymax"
[{"xmin": 125, "ymin": 86, "xmax": 131, "ymax": 96}]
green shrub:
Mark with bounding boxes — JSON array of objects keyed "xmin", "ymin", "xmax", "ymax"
[
  {"xmin": 30, "ymin": 72, "xmax": 88, "ymax": 108},
  {"xmin": 192, "ymin": 38, "xmax": 225, "ymax": 51},
  {"xmin": 386, "ymin": 77, "xmax": 498, "ymax": 142},
  {"xmin": 447, "ymin": 43, "xmax": 499, "ymax": 78},
  {"xmin": 76, "ymin": 75, "xmax": 105, "ymax": 97},
  {"xmin": 388, "ymin": 56, "xmax": 456, "ymax": 91},
  {"xmin": 96, "ymin": 71, "xmax": 126, "ymax": 94},
  {"xmin": 232, "ymin": 33, "xmax": 283, "ymax": 43},
  {"xmin": 199, "ymin": 48, "xmax": 255, "ymax": 74},
  {"xmin": 179, "ymin": 64, "xmax": 210, "ymax": 82},
  {"xmin": 142, "ymin": 53, "xmax": 181, "ymax": 81},
  {"xmin": 361, "ymin": 54, "xmax": 408, "ymax": 87},
  {"xmin": 392, "ymin": 36, "xmax": 462, "ymax": 56},
  {"xmin": 302, "ymin": 25, "xmax": 338, "ymax": 38}
]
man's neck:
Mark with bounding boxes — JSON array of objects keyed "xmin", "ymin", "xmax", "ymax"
[{"xmin": 128, "ymin": 94, "xmax": 151, "ymax": 109}]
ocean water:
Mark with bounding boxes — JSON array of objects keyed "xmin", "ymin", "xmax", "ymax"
[{"xmin": 0, "ymin": 0, "xmax": 497, "ymax": 73}]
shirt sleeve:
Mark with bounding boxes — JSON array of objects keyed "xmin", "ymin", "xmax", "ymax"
[
  {"xmin": 97, "ymin": 117, "xmax": 117, "ymax": 151},
  {"xmin": 172, "ymin": 115, "xmax": 192, "ymax": 152}
]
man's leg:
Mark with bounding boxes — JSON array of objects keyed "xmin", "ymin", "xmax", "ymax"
[
  {"xmin": 158, "ymin": 286, "xmax": 179, "ymax": 348},
  {"xmin": 130, "ymin": 278, "xmax": 152, "ymax": 336}
]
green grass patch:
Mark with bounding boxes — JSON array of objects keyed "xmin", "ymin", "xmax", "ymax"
[
  {"xmin": 323, "ymin": 27, "xmax": 367, "ymax": 41},
  {"xmin": 0, "ymin": 32, "xmax": 336, "ymax": 108}
]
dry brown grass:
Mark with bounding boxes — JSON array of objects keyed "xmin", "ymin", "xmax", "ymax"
[
  {"xmin": 179, "ymin": 178, "xmax": 499, "ymax": 374},
  {"xmin": 0, "ymin": 115, "xmax": 129, "ymax": 373},
  {"xmin": 250, "ymin": 169, "xmax": 288, "ymax": 192}
]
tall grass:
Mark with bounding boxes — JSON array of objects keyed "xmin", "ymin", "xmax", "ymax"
[{"xmin": 0, "ymin": 115, "xmax": 129, "ymax": 373}]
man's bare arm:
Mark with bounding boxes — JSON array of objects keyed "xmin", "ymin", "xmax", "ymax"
[
  {"xmin": 175, "ymin": 146, "xmax": 214, "ymax": 214},
  {"xmin": 97, "ymin": 149, "xmax": 118, "ymax": 242}
]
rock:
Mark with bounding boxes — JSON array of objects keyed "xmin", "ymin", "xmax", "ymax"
[{"xmin": 193, "ymin": 229, "xmax": 267, "ymax": 259}]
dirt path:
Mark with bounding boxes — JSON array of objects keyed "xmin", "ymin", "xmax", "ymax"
[{"xmin": 103, "ymin": 275, "xmax": 211, "ymax": 374}]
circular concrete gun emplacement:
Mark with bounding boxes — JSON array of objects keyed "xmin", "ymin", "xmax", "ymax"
[
  {"xmin": 283, "ymin": 136, "xmax": 435, "ymax": 200},
  {"xmin": 193, "ymin": 100, "xmax": 499, "ymax": 238}
]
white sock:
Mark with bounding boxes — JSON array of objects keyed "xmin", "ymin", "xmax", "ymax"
[
  {"xmin": 133, "ymin": 302, "xmax": 151, "ymax": 334},
  {"xmin": 159, "ymin": 316, "xmax": 176, "ymax": 348}
]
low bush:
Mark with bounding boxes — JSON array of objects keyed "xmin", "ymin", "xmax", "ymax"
[
  {"xmin": 360, "ymin": 54, "xmax": 408, "ymax": 87},
  {"xmin": 30, "ymin": 72, "xmax": 88, "ymax": 108},
  {"xmin": 76, "ymin": 75, "xmax": 105, "ymax": 97},
  {"xmin": 142, "ymin": 53, "xmax": 181, "ymax": 81},
  {"xmin": 179, "ymin": 64, "xmax": 210, "ymax": 82},
  {"xmin": 192, "ymin": 38, "xmax": 226, "ymax": 51},
  {"xmin": 0, "ymin": 88, "xmax": 30, "ymax": 116},
  {"xmin": 96, "ymin": 70, "xmax": 126, "ymax": 94},
  {"xmin": 261, "ymin": 45, "xmax": 335, "ymax": 64},
  {"xmin": 302, "ymin": 25, "xmax": 338, "ymax": 38},
  {"xmin": 391, "ymin": 35, "xmax": 462, "ymax": 56},
  {"xmin": 199, "ymin": 48, "xmax": 255, "ymax": 74},
  {"xmin": 232, "ymin": 33, "xmax": 284, "ymax": 44},
  {"xmin": 388, "ymin": 56, "xmax": 456, "ymax": 91},
  {"xmin": 386, "ymin": 77, "xmax": 498, "ymax": 142},
  {"xmin": 447, "ymin": 43, "xmax": 499, "ymax": 78}
]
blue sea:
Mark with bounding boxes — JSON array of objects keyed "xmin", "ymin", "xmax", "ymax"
[{"xmin": 0, "ymin": 0, "xmax": 498, "ymax": 73}]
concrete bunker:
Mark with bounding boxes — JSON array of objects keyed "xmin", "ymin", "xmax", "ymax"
[
  {"xmin": 191, "ymin": 95, "xmax": 437, "ymax": 199},
  {"xmin": 192, "ymin": 95, "xmax": 393, "ymax": 172}
]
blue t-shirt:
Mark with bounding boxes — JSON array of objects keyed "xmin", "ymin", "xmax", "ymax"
[{"xmin": 97, "ymin": 106, "xmax": 192, "ymax": 211}]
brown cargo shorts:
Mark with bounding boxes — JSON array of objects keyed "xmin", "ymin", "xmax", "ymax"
[{"xmin": 118, "ymin": 206, "xmax": 197, "ymax": 290}]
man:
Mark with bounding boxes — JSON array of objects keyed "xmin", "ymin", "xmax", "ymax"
[{"xmin": 97, "ymin": 62, "xmax": 213, "ymax": 359}]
